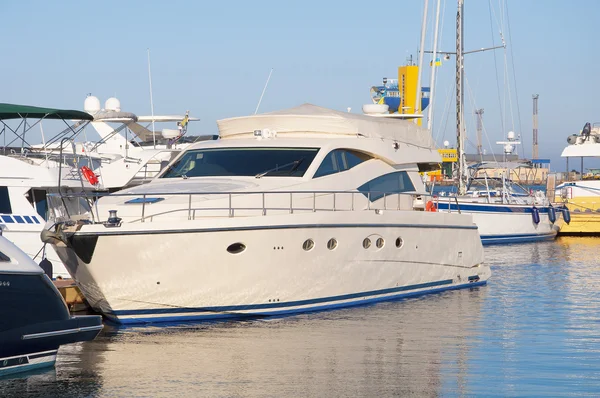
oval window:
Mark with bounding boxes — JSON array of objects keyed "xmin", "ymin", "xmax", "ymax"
[
  {"xmin": 363, "ymin": 238, "xmax": 371, "ymax": 249},
  {"xmin": 327, "ymin": 238, "xmax": 338, "ymax": 250},
  {"xmin": 227, "ymin": 242, "xmax": 246, "ymax": 254},
  {"xmin": 302, "ymin": 239, "xmax": 314, "ymax": 251},
  {"xmin": 376, "ymin": 238, "xmax": 385, "ymax": 248},
  {"xmin": 395, "ymin": 237, "xmax": 404, "ymax": 248}
]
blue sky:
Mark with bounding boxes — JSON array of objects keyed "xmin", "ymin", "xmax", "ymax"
[{"xmin": 1, "ymin": 0, "xmax": 598, "ymax": 171}]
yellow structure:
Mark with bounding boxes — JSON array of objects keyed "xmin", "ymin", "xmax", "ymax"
[
  {"xmin": 554, "ymin": 188, "xmax": 600, "ymax": 235},
  {"xmin": 398, "ymin": 65, "xmax": 421, "ymax": 125},
  {"xmin": 438, "ymin": 149, "xmax": 458, "ymax": 162}
]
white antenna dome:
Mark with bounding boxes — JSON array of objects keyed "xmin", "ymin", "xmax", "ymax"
[
  {"xmin": 507, "ymin": 131, "xmax": 516, "ymax": 140},
  {"xmin": 161, "ymin": 129, "xmax": 179, "ymax": 139},
  {"xmin": 84, "ymin": 95, "xmax": 101, "ymax": 114},
  {"xmin": 362, "ymin": 104, "xmax": 389, "ymax": 115},
  {"xmin": 105, "ymin": 97, "xmax": 121, "ymax": 112},
  {"xmin": 443, "ymin": 140, "xmax": 450, "ymax": 148}
]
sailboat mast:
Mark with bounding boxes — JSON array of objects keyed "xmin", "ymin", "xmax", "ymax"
[{"xmin": 456, "ymin": 0, "xmax": 467, "ymax": 195}]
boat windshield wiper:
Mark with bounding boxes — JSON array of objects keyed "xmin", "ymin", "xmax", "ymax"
[{"xmin": 254, "ymin": 158, "xmax": 304, "ymax": 178}]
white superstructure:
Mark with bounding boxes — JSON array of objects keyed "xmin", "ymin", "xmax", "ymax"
[
  {"xmin": 0, "ymin": 154, "xmax": 93, "ymax": 278},
  {"xmin": 45, "ymin": 104, "xmax": 490, "ymax": 325}
]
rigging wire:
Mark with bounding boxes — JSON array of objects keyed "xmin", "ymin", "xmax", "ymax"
[
  {"xmin": 465, "ymin": 74, "xmax": 499, "ymax": 165},
  {"xmin": 504, "ymin": 0, "xmax": 526, "ymax": 158},
  {"xmin": 488, "ymin": 0, "xmax": 505, "ymax": 138},
  {"xmin": 430, "ymin": 0, "xmax": 447, "ymax": 139}
]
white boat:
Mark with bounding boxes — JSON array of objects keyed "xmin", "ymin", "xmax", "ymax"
[
  {"xmin": 0, "ymin": 104, "xmax": 96, "ymax": 279},
  {"xmin": 553, "ymin": 122, "xmax": 600, "ymax": 235},
  {"xmin": 0, "ymin": 231, "xmax": 102, "ymax": 376},
  {"xmin": 31, "ymin": 96, "xmax": 207, "ymax": 191},
  {"xmin": 432, "ymin": 0, "xmax": 559, "ymax": 244},
  {"xmin": 44, "ymin": 104, "xmax": 490, "ymax": 325}
]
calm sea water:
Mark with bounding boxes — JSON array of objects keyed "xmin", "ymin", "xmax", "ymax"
[{"xmin": 2, "ymin": 237, "xmax": 600, "ymax": 397}]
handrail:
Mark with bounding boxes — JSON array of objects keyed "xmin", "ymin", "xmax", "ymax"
[{"xmin": 49, "ymin": 189, "xmax": 436, "ymax": 223}]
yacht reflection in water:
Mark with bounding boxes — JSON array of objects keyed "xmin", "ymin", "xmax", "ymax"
[{"xmin": 52, "ymin": 287, "xmax": 486, "ymax": 397}]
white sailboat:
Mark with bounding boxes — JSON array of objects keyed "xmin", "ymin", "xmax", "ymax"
[
  {"xmin": 433, "ymin": 0, "xmax": 559, "ymax": 244},
  {"xmin": 43, "ymin": 103, "xmax": 490, "ymax": 325}
]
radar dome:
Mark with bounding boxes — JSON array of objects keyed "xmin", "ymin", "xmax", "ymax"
[
  {"xmin": 362, "ymin": 104, "xmax": 389, "ymax": 115},
  {"xmin": 507, "ymin": 131, "xmax": 516, "ymax": 140},
  {"xmin": 84, "ymin": 96, "xmax": 101, "ymax": 114},
  {"xmin": 105, "ymin": 97, "xmax": 121, "ymax": 112},
  {"xmin": 443, "ymin": 140, "xmax": 450, "ymax": 148},
  {"xmin": 161, "ymin": 129, "xmax": 180, "ymax": 139}
]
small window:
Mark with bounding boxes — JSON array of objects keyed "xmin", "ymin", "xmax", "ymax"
[
  {"xmin": 376, "ymin": 238, "xmax": 385, "ymax": 248},
  {"xmin": 396, "ymin": 237, "xmax": 404, "ymax": 248},
  {"xmin": 302, "ymin": 239, "xmax": 314, "ymax": 251},
  {"xmin": 358, "ymin": 171, "xmax": 416, "ymax": 201},
  {"xmin": 227, "ymin": 243, "xmax": 246, "ymax": 254},
  {"xmin": 314, "ymin": 149, "xmax": 372, "ymax": 178},
  {"xmin": 314, "ymin": 152, "xmax": 339, "ymax": 178},
  {"xmin": 0, "ymin": 251, "xmax": 9, "ymax": 262},
  {"xmin": 0, "ymin": 186, "xmax": 12, "ymax": 214},
  {"xmin": 344, "ymin": 150, "xmax": 371, "ymax": 169},
  {"xmin": 327, "ymin": 238, "xmax": 338, "ymax": 250},
  {"xmin": 363, "ymin": 238, "xmax": 371, "ymax": 249}
]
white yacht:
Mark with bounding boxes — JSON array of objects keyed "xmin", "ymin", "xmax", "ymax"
[
  {"xmin": 44, "ymin": 104, "xmax": 490, "ymax": 325},
  {"xmin": 31, "ymin": 96, "xmax": 206, "ymax": 191},
  {"xmin": 553, "ymin": 122, "xmax": 600, "ymax": 235},
  {"xmin": 0, "ymin": 104, "xmax": 95, "ymax": 279}
]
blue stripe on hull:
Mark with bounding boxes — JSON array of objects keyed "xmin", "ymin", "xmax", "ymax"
[
  {"xmin": 480, "ymin": 232, "xmax": 557, "ymax": 245},
  {"xmin": 110, "ymin": 280, "xmax": 487, "ymax": 325},
  {"xmin": 436, "ymin": 203, "xmax": 550, "ymax": 213}
]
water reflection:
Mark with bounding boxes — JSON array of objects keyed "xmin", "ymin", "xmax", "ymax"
[{"xmin": 3, "ymin": 239, "xmax": 600, "ymax": 397}]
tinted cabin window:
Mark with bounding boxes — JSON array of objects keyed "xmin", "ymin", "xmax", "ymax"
[
  {"xmin": 314, "ymin": 149, "xmax": 371, "ymax": 178},
  {"xmin": 26, "ymin": 189, "xmax": 48, "ymax": 219},
  {"xmin": 0, "ymin": 251, "xmax": 9, "ymax": 262},
  {"xmin": 358, "ymin": 171, "xmax": 416, "ymax": 201},
  {"xmin": 0, "ymin": 187, "xmax": 11, "ymax": 214},
  {"xmin": 161, "ymin": 147, "xmax": 319, "ymax": 178}
]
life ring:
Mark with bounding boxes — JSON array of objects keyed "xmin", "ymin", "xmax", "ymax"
[
  {"xmin": 425, "ymin": 200, "xmax": 437, "ymax": 212},
  {"xmin": 80, "ymin": 166, "xmax": 99, "ymax": 185}
]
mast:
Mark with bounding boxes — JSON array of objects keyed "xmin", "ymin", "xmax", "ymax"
[
  {"xmin": 475, "ymin": 108, "xmax": 484, "ymax": 156},
  {"xmin": 456, "ymin": 0, "xmax": 467, "ymax": 195},
  {"xmin": 532, "ymin": 94, "xmax": 539, "ymax": 159}
]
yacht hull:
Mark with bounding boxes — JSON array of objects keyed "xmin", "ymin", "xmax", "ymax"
[
  {"xmin": 0, "ymin": 273, "xmax": 103, "ymax": 376},
  {"xmin": 53, "ymin": 211, "xmax": 489, "ymax": 325},
  {"xmin": 435, "ymin": 202, "xmax": 559, "ymax": 245}
]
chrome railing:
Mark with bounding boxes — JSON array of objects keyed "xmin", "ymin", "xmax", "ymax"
[{"xmin": 49, "ymin": 190, "xmax": 440, "ymax": 223}]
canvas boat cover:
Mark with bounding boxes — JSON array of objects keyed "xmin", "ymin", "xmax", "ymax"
[
  {"xmin": 0, "ymin": 103, "xmax": 93, "ymax": 121},
  {"xmin": 217, "ymin": 103, "xmax": 434, "ymax": 149}
]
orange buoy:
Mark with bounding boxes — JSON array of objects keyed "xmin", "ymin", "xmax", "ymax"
[
  {"xmin": 80, "ymin": 166, "xmax": 99, "ymax": 185},
  {"xmin": 425, "ymin": 200, "xmax": 437, "ymax": 212}
]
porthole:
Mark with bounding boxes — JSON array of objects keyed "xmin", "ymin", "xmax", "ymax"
[
  {"xmin": 376, "ymin": 238, "xmax": 385, "ymax": 248},
  {"xmin": 363, "ymin": 238, "xmax": 371, "ymax": 249},
  {"xmin": 302, "ymin": 239, "xmax": 314, "ymax": 251},
  {"xmin": 227, "ymin": 242, "xmax": 246, "ymax": 254},
  {"xmin": 395, "ymin": 237, "xmax": 404, "ymax": 248},
  {"xmin": 327, "ymin": 238, "xmax": 338, "ymax": 250}
]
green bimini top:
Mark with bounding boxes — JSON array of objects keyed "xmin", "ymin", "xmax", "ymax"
[{"xmin": 0, "ymin": 103, "xmax": 93, "ymax": 121}]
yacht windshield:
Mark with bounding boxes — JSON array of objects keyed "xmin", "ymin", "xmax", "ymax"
[{"xmin": 161, "ymin": 147, "xmax": 319, "ymax": 178}]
